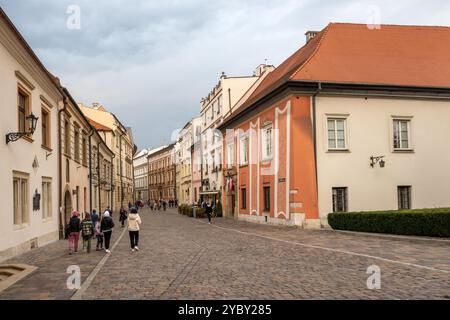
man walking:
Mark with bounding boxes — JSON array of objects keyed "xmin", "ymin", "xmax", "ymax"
[{"xmin": 205, "ymin": 201, "xmax": 213, "ymax": 224}]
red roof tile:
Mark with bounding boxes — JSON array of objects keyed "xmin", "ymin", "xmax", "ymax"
[
  {"xmin": 87, "ymin": 117, "xmax": 112, "ymax": 131},
  {"xmin": 230, "ymin": 23, "xmax": 450, "ymax": 122}
]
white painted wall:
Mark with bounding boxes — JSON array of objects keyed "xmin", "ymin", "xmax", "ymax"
[
  {"xmin": 316, "ymin": 95, "xmax": 450, "ymax": 224},
  {"xmin": 0, "ymin": 39, "xmax": 61, "ymax": 260}
]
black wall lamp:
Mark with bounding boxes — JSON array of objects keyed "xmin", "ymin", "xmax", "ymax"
[
  {"xmin": 370, "ymin": 155, "xmax": 386, "ymax": 168},
  {"xmin": 6, "ymin": 112, "xmax": 39, "ymax": 144}
]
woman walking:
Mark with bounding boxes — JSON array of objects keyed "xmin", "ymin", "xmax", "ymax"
[
  {"xmin": 205, "ymin": 201, "xmax": 213, "ymax": 224},
  {"xmin": 67, "ymin": 210, "xmax": 81, "ymax": 255},
  {"xmin": 101, "ymin": 211, "xmax": 115, "ymax": 253},
  {"xmin": 119, "ymin": 206, "xmax": 128, "ymax": 228},
  {"xmin": 94, "ymin": 215, "xmax": 103, "ymax": 251},
  {"xmin": 128, "ymin": 207, "xmax": 142, "ymax": 252}
]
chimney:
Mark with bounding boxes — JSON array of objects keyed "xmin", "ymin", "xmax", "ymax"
[
  {"xmin": 305, "ymin": 31, "xmax": 319, "ymax": 43},
  {"xmin": 254, "ymin": 63, "xmax": 275, "ymax": 77}
]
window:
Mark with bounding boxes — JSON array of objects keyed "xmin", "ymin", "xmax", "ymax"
[
  {"xmin": 66, "ymin": 159, "xmax": 70, "ymax": 183},
  {"xmin": 393, "ymin": 119, "xmax": 411, "ymax": 150},
  {"xmin": 327, "ymin": 118, "xmax": 347, "ymax": 150},
  {"xmin": 332, "ymin": 187, "xmax": 348, "ymax": 212},
  {"xmin": 42, "ymin": 177, "xmax": 52, "ymax": 220},
  {"xmin": 217, "ymin": 95, "xmax": 222, "ymax": 114},
  {"xmin": 241, "ymin": 188, "xmax": 247, "ymax": 209},
  {"xmin": 240, "ymin": 136, "xmax": 249, "ymax": 165},
  {"xmin": 41, "ymin": 108, "xmax": 50, "ymax": 149},
  {"xmin": 13, "ymin": 171, "xmax": 29, "ymax": 227},
  {"xmin": 227, "ymin": 143, "xmax": 234, "ymax": 168},
  {"xmin": 18, "ymin": 88, "xmax": 30, "ymax": 133},
  {"xmin": 64, "ymin": 120, "xmax": 70, "ymax": 156},
  {"xmin": 398, "ymin": 186, "xmax": 411, "ymax": 210},
  {"xmin": 262, "ymin": 126, "xmax": 273, "ymax": 160},
  {"xmin": 82, "ymin": 137, "xmax": 87, "ymax": 165},
  {"xmin": 74, "ymin": 127, "xmax": 80, "ymax": 162},
  {"xmin": 263, "ymin": 186, "xmax": 270, "ymax": 212}
]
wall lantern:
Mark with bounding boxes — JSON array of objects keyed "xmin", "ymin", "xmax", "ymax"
[
  {"xmin": 370, "ymin": 155, "xmax": 386, "ymax": 168},
  {"xmin": 6, "ymin": 112, "xmax": 39, "ymax": 144}
]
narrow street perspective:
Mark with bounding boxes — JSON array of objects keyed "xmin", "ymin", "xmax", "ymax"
[{"xmin": 1, "ymin": 207, "xmax": 449, "ymax": 300}]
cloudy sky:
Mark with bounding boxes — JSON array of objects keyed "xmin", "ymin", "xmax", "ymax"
[{"xmin": 1, "ymin": 0, "xmax": 449, "ymax": 149}]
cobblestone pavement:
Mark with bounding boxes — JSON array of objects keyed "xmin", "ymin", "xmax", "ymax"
[
  {"xmin": 78, "ymin": 208, "xmax": 450, "ymax": 300},
  {"xmin": 1, "ymin": 207, "xmax": 449, "ymax": 300},
  {"xmin": 0, "ymin": 223, "xmax": 124, "ymax": 300}
]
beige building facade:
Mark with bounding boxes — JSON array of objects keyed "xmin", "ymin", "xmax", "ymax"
[{"xmin": 0, "ymin": 9, "xmax": 63, "ymax": 260}]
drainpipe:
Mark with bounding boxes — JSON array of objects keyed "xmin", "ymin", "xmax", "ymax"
[
  {"xmin": 57, "ymin": 96, "xmax": 68, "ymax": 239},
  {"xmin": 97, "ymin": 141, "xmax": 101, "ymax": 214},
  {"xmin": 312, "ymin": 82, "xmax": 322, "ymax": 192},
  {"xmin": 119, "ymin": 131, "xmax": 126, "ymax": 208},
  {"xmin": 111, "ymin": 153, "xmax": 115, "ymax": 211},
  {"xmin": 88, "ymin": 130, "xmax": 94, "ymax": 214}
]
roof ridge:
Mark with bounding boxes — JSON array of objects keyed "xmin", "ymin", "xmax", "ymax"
[
  {"xmin": 290, "ymin": 23, "xmax": 332, "ymax": 80},
  {"xmin": 329, "ymin": 22, "xmax": 450, "ymax": 29}
]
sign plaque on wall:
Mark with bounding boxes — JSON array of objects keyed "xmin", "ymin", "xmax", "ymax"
[
  {"xmin": 33, "ymin": 189, "xmax": 41, "ymax": 211},
  {"xmin": 278, "ymin": 177, "xmax": 286, "ymax": 183}
]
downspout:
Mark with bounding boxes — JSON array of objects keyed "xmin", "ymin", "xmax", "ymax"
[
  {"xmin": 88, "ymin": 130, "xmax": 94, "ymax": 214},
  {"xmin": 119, "ymin": 131, "xmax": 126, "ymax": 208},
  {"xmin": 312, "ymin": 82, "xmax": 322, "ymax": 193},
  {"xmin": 58, "ymin": 96, "xmax": 68, "ymax": 239},
  {"xmin": 97, "ymin": 141, "xmax": 101, "ymax": 214},
  {"xmin": 111, "ymin": 153, "xmax": 115, "ymax": 211}
]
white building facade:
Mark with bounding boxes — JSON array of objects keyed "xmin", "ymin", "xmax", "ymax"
[{"xmin": 0, "ymin": 10, "xmax": 63, "ymax": 260}]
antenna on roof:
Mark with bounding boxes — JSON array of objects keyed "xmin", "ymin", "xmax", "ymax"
[{"xmin": 264, "ymin": 58, "xmax": 268, "ymax": 66}]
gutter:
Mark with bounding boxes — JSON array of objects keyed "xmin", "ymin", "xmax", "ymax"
[
  {"xmin": 57, "ymin": 96, "xmax": 68, "ymax": 239},
  {"xmin": 88, "ymin": 129, "xmax": 94, "ymax": 214},
  {"xmin": 312, "ymin": 82, "xmax": 322, "ymax": 195}
]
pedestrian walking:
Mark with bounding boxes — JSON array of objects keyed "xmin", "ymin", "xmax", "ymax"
[
  {"xmin": 205, "ymin": 201, "xmax": 213, "ymax": 224},
  {"xmin": 163, "ymin": 200, "xmax": 167, "ymax": 211},
  {"xmin": 67, "ymin": 210, "xmax": 81, "ymax": 255},
  {"xmin": 128, "ymin": 207, "xmax": 142, "ymax": 252},
  {"xmin": 91, "ymin": 209, "xmax": 99, "ymax": 239},
  {"xmin": 119, "ymin": 206, "xmax": 128, "ymax": 227},
  {"xmin": 81, "ymin": 213, "xmax": 94, "ymax": 253},
  {"xmin": 101, "ymin": 211, "xmax": 115, "ymax": 253},
  {"xmin": 94, "ymin": 216, "xmax": 103, "ymax": 251}
]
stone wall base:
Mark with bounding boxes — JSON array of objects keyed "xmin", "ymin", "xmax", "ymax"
[
  {"xmin": 238, "ymin": 213, "xmax": 322, "ymax": 229},
  {"xmin": 0, "ymin": 230, "xmax": 59, "ymax": 263}
]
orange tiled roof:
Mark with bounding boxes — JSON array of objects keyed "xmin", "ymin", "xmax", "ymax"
[
  {"xmin": 232, "ymin": 22, "xmax": 450, "ymax": 118},
  {"xmin": 87, "ymin": 117, "xmax": 112, "ymax": 131}
]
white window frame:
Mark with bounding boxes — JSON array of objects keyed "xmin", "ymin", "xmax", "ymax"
[
  {"xmin": 326, "ymin": 117, "xmax": 348, "ymax": 151},
  {"xmin": 261, "ymin": 125, "xmax": 273, "ymax": 161},
  {"xmin": 392, "ymin": 117, "xmax": 413, "ymax": 151},
  {"xmin": 227, "ymin": 142, "xmax": 234, "ymax": 168},
  {"xmin": 42, "ymin": 177, "xmax": 52, "ymax": 221},
  {"xmin": 13, "ymin": 171, "xmax": 29, "ymax": 228},
  {"xmin": 240, "ymin": 135, "xmax": 249, "ymax": 165}
]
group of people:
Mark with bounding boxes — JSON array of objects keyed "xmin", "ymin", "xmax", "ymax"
[
  {"xmin": 66, "ymin": 205, "xmax": 142, "ymax": 255},
  {"xmin": 147, "ymin": 198, "xmax": 177, "ymax": 211}
]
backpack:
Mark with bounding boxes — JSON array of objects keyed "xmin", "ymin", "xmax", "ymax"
[{"xmin": 82, "ymin": 221, "xmax": 93, "ymax": 238}]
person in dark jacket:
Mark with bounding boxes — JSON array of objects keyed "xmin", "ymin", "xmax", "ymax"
[
  {"xmin": 90, "ymin": 209, "xmax": 99, "ymax": 239},
  {"xmin": 101, "ymin": 211, "xmax": 115, "ymax": 253},
  {"xmin": 205, "ymin": 201, "xmax": 213, "ymax": 224},
  {"xmin": 81, "ymin": 213, "xmax": 94, "ymax": 253},
  {"xmin": 67, "ymin": 210, "xmax": 81, "ymax": 255},
  {"xmin": 119, "ymin": 206, "xmax": 128, "ymax": 228}
]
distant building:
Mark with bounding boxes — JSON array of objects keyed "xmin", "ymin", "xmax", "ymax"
[{"xmin": 148, "ymin": 144, "xmax": 176, "ymax": 201}]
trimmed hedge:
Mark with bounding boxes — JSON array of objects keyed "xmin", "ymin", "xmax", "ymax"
[
  {"xmin": 328, "ymin": 208, "xmax": 450, "ymax": 237},
  {"xmin": 177, "ymin": 204, "xmax": 206, "ymax": 219}
]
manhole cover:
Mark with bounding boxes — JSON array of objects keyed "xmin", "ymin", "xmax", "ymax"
[{"xmin": 0, "ymin": 264, "xmax": 37, "ymax": 293}]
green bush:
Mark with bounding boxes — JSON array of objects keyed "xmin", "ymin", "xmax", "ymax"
[{"xmin": 328, "ymin": 208, "xmax": 450, "ymax": 237}]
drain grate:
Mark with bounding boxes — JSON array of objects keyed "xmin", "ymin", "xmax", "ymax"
[{"xmin": 0, "ymin": 264, "xmax": 37, "ymax": 293}]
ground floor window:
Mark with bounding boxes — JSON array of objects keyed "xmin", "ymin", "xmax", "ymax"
[
  {"xmin": 42, "ymin": 177, "xmax": 52, "ymax": 220},
  {"xmin": 398, "ymin": 186, "xmax": 411, "ymax": 210},
  {"xmin": 241, "ymin": 188, "xmax": 247, "ymax": 209},
  {"xmin": 263, "ymin": 186, "xmax": 270, "ymax": 212},
  {"xmin": 13, "ymin": 171, "xmax": 29, "ymax": 227},
  {"xmin": 332, "ymin": 187, "xmax": 348, "ymax": 212}
]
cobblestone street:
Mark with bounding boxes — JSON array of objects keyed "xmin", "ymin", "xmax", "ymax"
[{"xmin": 1, "ymin": 207, "xmax": 449, "ymax": 300}]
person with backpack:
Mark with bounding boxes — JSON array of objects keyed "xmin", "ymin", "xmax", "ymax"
[
  {"xmin": 67, "ymin": 210, "xmax": 81, "ymax": 255},
  {"xmin": 91, "ymin": 209, "xmax": 99, "ymax": 239},
  {"xmin": 94, "ymin": 215, "xmax": 103, "ymax": 251},
  {"xmin": 119, "ymin": 206, "xmax": 128, "ymax": 228},
  {"xmin": 81, "ymin": 213, "xmax": 94, "ymax": 253},
  {"xmin": 101, "ymin": 211, "xmax": 115, "ymax": 253},
  {"xmin": 128, "ymin": 207, "xmax": 142, "ymax": 252}
]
